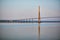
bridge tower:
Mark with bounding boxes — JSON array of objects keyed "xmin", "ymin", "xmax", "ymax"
[
  {"xmin": 38, "ymin": 6, "xmax": 40, "ymax": 40},
  {"xmin": 38, "ymin": 6, "xmax": 40, "ymax": 23}
]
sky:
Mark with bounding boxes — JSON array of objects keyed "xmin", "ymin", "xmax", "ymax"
[{"xmin": 0, "ymin": 0, "xmax": 60, "ymax": 20}]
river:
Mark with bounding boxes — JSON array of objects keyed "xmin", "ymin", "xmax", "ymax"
[{"xmin": 0, "ymin": 23, "xmax": 60, "ymax": 40}]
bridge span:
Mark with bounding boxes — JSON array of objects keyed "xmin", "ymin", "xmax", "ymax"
[{"xmin": 0, "ymin": 17, "xmax": 60, "ymax": 23}]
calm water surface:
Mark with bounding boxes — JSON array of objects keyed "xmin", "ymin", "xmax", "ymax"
[{"xmin": 0, "ymin": 23, "xmax": 60, "ymax": 40}]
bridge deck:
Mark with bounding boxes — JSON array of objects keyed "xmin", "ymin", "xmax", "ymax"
[{"xmin": 0, "ymin": 20, "xmax": 60, "ymax": 23}]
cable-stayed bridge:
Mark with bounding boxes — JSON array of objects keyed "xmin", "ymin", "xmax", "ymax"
[
  {"xmin": 0, "ymin": 17, "xmax": 60, "ymax": 23},
  {"xmin": 0, "ymin": 6, "xmax": 60, "ymax": 23}
]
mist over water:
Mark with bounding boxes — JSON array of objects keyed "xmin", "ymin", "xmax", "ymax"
[{"xmin": 0, "ymin": 23, "xmax": 60, "ymax": 40}]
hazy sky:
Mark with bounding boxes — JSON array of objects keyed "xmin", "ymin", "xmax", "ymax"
[{"xmin": 0, "ymin": 0, "xmax": 60, "ymax": 20}]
